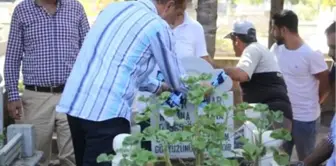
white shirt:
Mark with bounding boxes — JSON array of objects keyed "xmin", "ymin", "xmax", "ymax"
[
  {"xmin": 237, "ymin": 42, "xmax": 280, "ymax": 78},
  {"xmin": 173, "ymin": 12, "xmax": 208, "ymax": 58},
  {"xmin": 271, "ymin": 43, "xmax": 328, "ymax": 122}
]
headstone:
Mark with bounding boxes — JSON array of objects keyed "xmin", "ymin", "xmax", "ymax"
[
  {"xmin": 146, "ymin": 57, "xmax": 236, "ymax": 158},
  {"xmin": 7, "ymin": 124, "xmax": 35, "ymax": 157}
]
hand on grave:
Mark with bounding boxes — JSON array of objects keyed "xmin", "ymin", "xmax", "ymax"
[
  {"xmin": 156, "ymin": 82, "xmax": 171, "ymax": 95},
  {"xmin": 8, "ymin": 100, "xmax": 23, "ymax": 120},
  {"xmin": 200, "ymin": 81, "xmax": 214, "ymax": 99}
]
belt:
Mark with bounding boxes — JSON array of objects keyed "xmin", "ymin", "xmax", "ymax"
[{"xmin": 25, "ymin": 85, "xmax": 65, "ymax": 93}]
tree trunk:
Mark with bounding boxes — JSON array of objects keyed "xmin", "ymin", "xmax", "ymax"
[
  {"xmin": 268, "ymin": 0, "xmax": 284, "ymax": 48},
  {"xmin": 196, "ymin": 0, "xmax": 218, "ymax": 58}
]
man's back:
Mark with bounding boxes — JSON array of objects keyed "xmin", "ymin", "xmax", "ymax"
[
  {"xmin": 238, "ymin": 42, "xmax": 292, "ymax": 119},
  {"xmin": 57, "ymin": 0, "xmax": 172, "ymax": 122}
]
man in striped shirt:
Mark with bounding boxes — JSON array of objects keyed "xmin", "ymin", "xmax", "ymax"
[{"xmin": 56, "ymin": 0, "xmax": 187, "ymax": 165}]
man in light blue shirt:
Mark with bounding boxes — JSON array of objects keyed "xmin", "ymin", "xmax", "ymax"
[{"xmin": 56, "ymin": 0, "xmax": 188, "ymax": 165}]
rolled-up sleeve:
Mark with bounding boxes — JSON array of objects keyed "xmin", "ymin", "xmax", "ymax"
[
  {"xmin": 139, "ymin": 77, "xmax": 161, "ymax": 93},
  {"xmin": 4, "ymin": 7, "xmax": 23, "ymax": 102},
  {"xmin": 149, "ymin": 24, "xmax": 188, "ymax": 94}
]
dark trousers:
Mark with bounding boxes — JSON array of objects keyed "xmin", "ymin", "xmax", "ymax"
[
  {"xmin": 67, "ymin": 115, "xmax": 130, "ymax": 166},
  {"xmin": 283, "ymin": 118, "xmax": 319, "ymax": 161}
]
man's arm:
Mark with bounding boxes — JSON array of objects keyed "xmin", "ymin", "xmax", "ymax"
[
  {"xmin": 194, "ymin": 23, "xmax": 217, "ymax": 68},
  {"xmin": 78, "ymin": 3, "xmax": 90, "ymax": 47},
  {"xmin": 309, "ymin": 51, "xmax": 330, "ymax": 103},
  {"xmin": 303, "ymin": 135, "xmax": 334, "ymax": 166},
  {"xmin": 315, "ymin": 70, "xmax": 330, "ymax": 104},
  {"xmin": 148, "ymin": 24, "xmax": 188, "ymax": 94},
  {"xmin": 224, "ymin": 46, "xmax": 261, "ymax": 82},
  {"xmin": 4, "ymin": 7, "xmax": 23, "ymax": 102}
]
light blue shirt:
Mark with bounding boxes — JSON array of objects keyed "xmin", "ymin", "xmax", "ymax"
[{"xmin": 56, "ymin": 0, "xmax": 187, "ymax": 121}]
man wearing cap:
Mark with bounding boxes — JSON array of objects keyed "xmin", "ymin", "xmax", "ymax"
[{"xmin": 223, "ymin": 20, "xmax": 293, "ymax": 131}]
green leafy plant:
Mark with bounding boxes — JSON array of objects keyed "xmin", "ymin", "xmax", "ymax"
[
  {"xmin": 97, "ymin": 73, "xmax": 292, "ymax": 166},
  {"xmin": 234, "ymin": 103, "xmax": 292, "ymax": 166}
]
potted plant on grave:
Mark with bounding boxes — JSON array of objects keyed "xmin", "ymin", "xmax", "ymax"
[{"xmin": 97, "ymin": 74, "xmax": 292, "ymax": 166}]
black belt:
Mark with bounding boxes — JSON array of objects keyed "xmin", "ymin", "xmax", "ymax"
[{"xmin": 25, "ymin": 85, "xmax": 65, "ymax": 93}]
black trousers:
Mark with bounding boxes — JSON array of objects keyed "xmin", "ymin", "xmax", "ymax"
[{"xmin": 67, "ymin": 115, "xmax": 130, "ymax": 166}]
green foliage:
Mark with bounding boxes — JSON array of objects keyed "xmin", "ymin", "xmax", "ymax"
[
  {"xmin": 97, "ymin": 74, "xmax": 292, "ymax": 166},
  {"xmin": 18, "ymin": 80, "xmax": 24, "ymax": 93}
]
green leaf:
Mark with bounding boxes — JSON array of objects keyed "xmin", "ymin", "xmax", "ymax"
[
  {"xmin": 158, "ymin": 92, "xmax": 171, "ymax": 103},
  {"xmin": 273, "ymin": 149, "xmax": 290, "ymax": 165},
  {"xmin": 234, "ymin": 111, "xmax": 247, "ymax": 122},
  {"xmin": 156, "ymin": 130, "xmax": 170, "ymax": 141},
  {"xmin": 163, "ymin": 107, "xmax": 178, "ymax": 117},
  {"xmin": 272, "ymin": 111, "xmax": 284, "ymax": 123},
  {"xmin": 192, "ymin": 137, "xmax": 207, "ymax": 150},
  {"xmin": 198, "ymin": 73, "xmax": 212, "ymax": 81},
  {"xmin": 270, "ymin": 128, "xmax": 292, "ymax": 141},
  {"xmin": 122, "ymin": 134, "xmax": 142, "ymax": 146},
  {"xmin": 222, "ymin": 93, "xmax": 229, "ymax": 100},
  {"xmin": 235, "ymin": 102, "xmax": 251, "ymax": 112},
  {"xmin": 253, "ymin": 103, "xmax": 269, "ymax": 112},
  {"xmin": 137, "ymin": 95, "xmax": 149, "ymax": 103},
  {"xmin": 96, "ymin": 153, "xmax": 114, "ymax": 163},
  {"xmin": 143, "ymin": 127, "xmax": 158, "ymax": 141},
  {"xmin": 134, "ymin": 113, "xmax": 150, "ymax": 123},
  {"xmin": 221, "ymin": 158, "xmax": 239, "ymax": 166},
  {"xmin": 174, "ymin": 117, "xmax": 187, "ymax": 125}
]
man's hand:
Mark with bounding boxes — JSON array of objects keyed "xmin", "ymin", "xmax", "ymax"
[
  {"xmin": 156, "ymin": 82, "xmax": 171, "ymax": 95},
  {"xmin": 8, "ymin": 100, "xmax": 22, "ymax": 120},
  {"xmin": 200, "ymin": 82, "xmax": 214, "ymax": 99}
]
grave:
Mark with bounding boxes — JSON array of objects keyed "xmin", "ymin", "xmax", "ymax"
[
  {"xmin": 115, "ymin": 56, "xmax": 286, "ymax": 166},
  {"xmin": 148, "ymin": 56, "xmax": 236, "ymax": 158}
]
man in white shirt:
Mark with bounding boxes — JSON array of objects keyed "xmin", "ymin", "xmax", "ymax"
[
  {"xmin": 171, "ymin": 3, "xmax": 215, "ymax": 66},
  {"xmin": 270, "ymin": 10, "xmax": 330, "ymax": 161},
  {"xmin": 223, "ymin": 20, "xmax": 293, "ymax": 131}
]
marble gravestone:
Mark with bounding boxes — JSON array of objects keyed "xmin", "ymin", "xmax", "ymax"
[{"xmin": 133, "ymin": 56, "xmax": 236, "ymax": 158}]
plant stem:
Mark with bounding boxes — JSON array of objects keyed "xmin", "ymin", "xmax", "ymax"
[
  {"xmin": 163, "ymin": 144, "xmax": 173, "ymax": 166},
  {"xmin": 193, "ymin": 107, "xmax": 204, "ymax": 166}
]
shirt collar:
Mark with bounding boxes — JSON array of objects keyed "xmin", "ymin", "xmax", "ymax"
[
  {"xmin": 182, "ymin": 12, "xmax": 192, "ymax": 25},
  {"xmin": 137, "ymin": 0, "xmax": 158, "ymax": 14}
]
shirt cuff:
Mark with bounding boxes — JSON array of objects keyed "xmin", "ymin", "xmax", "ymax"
[
  {"xmin": 139, "ymin": 78, "xmax": 162, "ymax": 94},
  {"xmin": 7, "ymin": 90, "xmax": 20, "ymax": 102}
]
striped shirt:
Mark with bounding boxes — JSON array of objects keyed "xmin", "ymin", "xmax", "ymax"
[{"xmin": 56, "ymin": 0, "xmax": 187, "ymax": 122}]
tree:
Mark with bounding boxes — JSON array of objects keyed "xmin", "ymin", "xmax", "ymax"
[
  {"xmin": 268, "ymin": 0, "xmax": 284, "ymax": 48},
  {"xmin": 196, "ymin": 0, "xmax": 218, "ymax": 58}
]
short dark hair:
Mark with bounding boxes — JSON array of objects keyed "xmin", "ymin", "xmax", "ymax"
[
  {"xmin": 156, "ymin": 0, "xmax": 186, "ymax": 9},
  {"xmin": 325, "ymin": 21, "xmax": 336, "ymax": 35},
  {"xmin": 272, "ymin": 10, "xmax": 299, "ymax": 33}
]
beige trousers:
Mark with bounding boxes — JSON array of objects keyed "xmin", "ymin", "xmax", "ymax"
[{"xmin": 21, "ymin": 90, "xmax": 75, "ymax": 166}]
